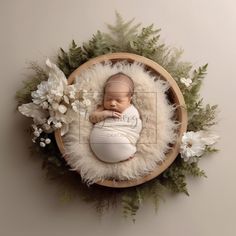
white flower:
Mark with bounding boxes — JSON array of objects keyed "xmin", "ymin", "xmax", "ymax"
[
  {"xmin": 40, "ymin": 142, "xmax": 46, "ymax": 148},
  {"xmin": 40, "ymin": 101, "xmax": 49, "ymax": 109},
  {"xmin": 197, "ymin": 131, "xmax": 220, "ymax": 146},
  {"xmin": 31, "ymin": 59, "xmax": 67, "ymax": 105},
  {"xmin": 31, "ymin": 81, "xmax": 49, "ymax": 104},
  {"xmin": 180, "ymin": 131, "xmax": 219, "ymax": 163},
  {"xmin": 46, "ymin": 58, "xmax": 67, "ymax": 92},
  {"xmin": 51, "ymin": 102, "xmax": 59, "ymax": 110},
  {"xmin": 18, "ymin": 59, "xmax": 91, "ymax": 140},
  {"xmin": 58, "ymin": 104, "xmax": 67, "ymax": 114},
  {"xmin": 180, "ymin": 131, "xmax": 205, "ymax": 163},
  {"xmin": 82, "ymin": 99, "xmax": 91, "ymax": 107},
  {"xmin": 71, "ymin": 99, "xmax": 90, "ymax": 116},
  {"xmin": 180, "ymin": 77, "xmax": 192, "ymax": 87},
  {"xmin": 45, "ymin": 138, "xmax": 51, "ymax": 144},
  {"xmin": 33, "ymin": 131, "xmax": 40, "ymax": 137},
  {"xmin": 71, "ymin": 100, "xmax": 80, "ymax": 112},
  {"xmin": 42, "ymin": 123, "xmax": 52, "ymax": 132},
  {"xmin": 65, "ymin": 85, "xmax": 77, "ymax": 99},
  {"xmin": 63, "ymin": 95, "xmax": 70, "ymax": 104},
  {"xmin": 18, "ymin": 103, "xmax": 48, "ymax": 125},
  {"xmin": 54, "ymin": 122, "xmax": 62, "ymax": 128}
]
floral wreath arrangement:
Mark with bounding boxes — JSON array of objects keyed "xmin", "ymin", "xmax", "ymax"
[{"xmin": 16, "ymin": 13, "xmax": 219, "ymax": 221}]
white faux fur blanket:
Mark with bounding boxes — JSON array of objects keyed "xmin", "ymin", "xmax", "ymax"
[
  {"xmin": 90, "ymin": 104, "xmax": 142, "ymax": 163},
  {"xmin": 63, "ymin": 61, "xmax": 178, "ymax": 184}
]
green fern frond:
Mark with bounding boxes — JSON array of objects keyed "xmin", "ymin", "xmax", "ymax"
[
  {"xmin": 188, "ymin": 102, "xmax": 218, "ymax": 131},
  {"xmin": 181, "ymin": 161, "xmax": 206, "ymax": 177},
  {"xmin": 15, "ymin": 62, "xmax": 47, "ymax": 105},
  {"xmin": 192, "ymin": 63, "xmax": 208, "ymax": 80},
  {"xmin": 57, "ymin": 40, "xmax": 87, "ymax": 77},
  {"xmin": 83, "ymin": 31, "xmax": 113, "ymax": 58},
  {"xmin": 105, "ymin": 12, "xmax": 140, "ymax": 51},
  {"xmin": 144, "ymin": 180, "xmax": 165, "ymax": 212},
  {"xmin": 129, "ymin": 24, "xmax": 162, "ymax": 59},
  {"xmin": 122, "ymin": 192, "xmax": 141, "ymax": 222},
  {"xmin": 185, "ymin": 64, "xmax": 208, "ymax": 102},
  {"xmin": 204, "ymin": 146, "xmax": 218, "ymax": 153},
  {"xmin": 161, "ymin": 158, "xmax": 189, "ymax": 195},
  {"xmin": 160, "ymin": 48, "xmax": 192, "ymax": 83}
]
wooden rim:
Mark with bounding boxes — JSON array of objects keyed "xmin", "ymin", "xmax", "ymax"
[{"xmin": 55, "ymin": 52, "xmax": 187, "ymax": 188}]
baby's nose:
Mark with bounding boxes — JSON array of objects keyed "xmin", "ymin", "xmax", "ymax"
[{"xmin": 110, "ymin": 100, "xmax": 116, "ymax": 107}]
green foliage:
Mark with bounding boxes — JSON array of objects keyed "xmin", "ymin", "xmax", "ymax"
[
  {"xmin": 161, "ymin": 158, "xmax": 189, "ymax": 196},
  {"xmin": 16, "ymin": 13, "xmax": 219, "ymax": 221},
  {"xmin": 122, "ymin": 191, "xmax": 141, "ymax": 222},
  {"xmin": 161, "ymin": 157, "xmax": 206, "ymax": 195},
  {"xmin": 174, "ymin": 63, "xmax": 218, "ymax": 132},
  {"xmin": 162, "ymin": 48, "xmax": 193, "ymax": 80},
  {"xmin": 183, "ymin": 64, "xmax": 208, "ymax": 111},
  {"xmin": 83, "ymin": 31, "xmax": 113, "ymax": 58},
  {"xmin": 122, "ymin": 180, "xmax": 165, "ymax": 221},
  {"xmin": 104, "ymin": 12, "xmax": 141, "ymax": 51},
  {"xmin": 57, "ymin": 40, "xmax": 87, "ymax": 77},
  {"xmin": 129, "ymin": 24, "xmax": 162, "ymax": 59},
  {"xmin": 15, "ymin": 63, "xmax": 47, "ymax": 105},
  {"xmin": 204, "ymin": 146, "xmax": 218, "ymax": 154},
  {"xmin": 187, "ymin": 102, "xmax": 218, "ymax": 131}
]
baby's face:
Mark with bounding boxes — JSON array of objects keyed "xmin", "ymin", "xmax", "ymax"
[{"xmin": 103, "ymin": 82, "xmax": 132, "ymax": 113}]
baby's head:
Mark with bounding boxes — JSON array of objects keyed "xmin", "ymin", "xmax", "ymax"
[{"xmin": 103, "ymin": 72, "xmax": 134, "ymax": 113}]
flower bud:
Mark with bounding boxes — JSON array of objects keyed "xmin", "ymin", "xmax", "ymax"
[
  {"xmin": 52, "ymin": 102, "xmax": 59, "ymax": 110},
  {"xmin": 54, "ymin": 122, "xmax": 62, "ymax": 128},
  {"xmin": 58, "ymin": 104, "xmax": 67, "ymax": 114},
  {"xmin": 40, "ymin": 142, "xmax": 46, "ymax": 147},
  {"xmin": 33, "ymin": 131, "xmax": 40, "ymax": 137},
  {"xmin": 45, "ymin": 138, "xmax": 51, "ymax": 144}
]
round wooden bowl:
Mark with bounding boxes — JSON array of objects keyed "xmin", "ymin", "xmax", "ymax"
[{"xmin": 55, "ymin": 52, "xmax": 187, "ymax": 188}]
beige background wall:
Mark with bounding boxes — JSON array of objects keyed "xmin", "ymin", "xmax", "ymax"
[{"xmin": 1, "ymin": 0, "xmax": 235, "ymax": 235}]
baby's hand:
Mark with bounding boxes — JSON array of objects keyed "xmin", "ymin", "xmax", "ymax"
[
  {"xmin": 103, "ymin": 110, "xmax": 122, "ymax": 119},
  {"xmin": 111, "ymin": 111, "xmax": 122, "ymax": 119}
]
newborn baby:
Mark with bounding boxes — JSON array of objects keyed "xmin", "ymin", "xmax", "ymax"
[{"xmin": 89, "ymin": 72, "xmax": 142, "ymax": 163}]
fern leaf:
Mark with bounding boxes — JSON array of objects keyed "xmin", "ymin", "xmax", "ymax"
[
  {"xmin": 57, "ymin": 40, "xmax": 87, "ymax": 77},
  {"xmin": 83, "ymin": 31, "xmax": 113, "ymax": 58},
  {"xmin": 105, "ymin": 12, "xmax": 140, "ymax": 51},
  {"xmin": 129, "ymin": 24, "xmax": 162, "ymax": 59}
]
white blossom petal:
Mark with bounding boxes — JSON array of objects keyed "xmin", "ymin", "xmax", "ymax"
[
  {"xmin": 82, "ymin": 99, "xmax": 91, "ymax": 107},
  {"xmin": 46, "ymin": 59, "xmax": 68, "ymax": 87},
  {"xmin": 18, "ymin": 103, "xmax": 48, "ymax": 125},
  {"xmin": 198, "ymin": 131, "xmax": 220, "ymax": 146},
  {"xmin": 180, "ymin": 131, "xmax": 205, "ymax": 163},
  {"xmin": 54, "ymin": 122, "xmax": 62, "ymax": 128},
  {"xmin": 63, "ymin": 95, "xmax": 70, "ymax": 104},
  {"xmin": 40, "ymin": 142, "xmax": 46, "ymax": 147},
  {"xmin": 58, "ymin": 104, "xmax": 67, "ymax": 114}
]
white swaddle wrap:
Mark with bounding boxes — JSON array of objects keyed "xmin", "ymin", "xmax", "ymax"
[{"xmin": 90, "ymin": 105, "xmax": 142, "ymax": 163}]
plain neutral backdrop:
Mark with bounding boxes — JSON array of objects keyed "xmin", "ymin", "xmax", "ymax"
[{"xmin": 1, "ymin": 0, "xmax": 235, "ymax": 235}]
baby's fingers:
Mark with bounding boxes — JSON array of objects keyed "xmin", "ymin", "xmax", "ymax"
[{"xmin": 112, "ymin": 112, "xmax": 122, "ymax": 118}]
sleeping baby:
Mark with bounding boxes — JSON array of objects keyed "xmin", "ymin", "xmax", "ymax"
[{"xmin": 89, "ymin": 72, "xmax": 142, "ymax": 163}]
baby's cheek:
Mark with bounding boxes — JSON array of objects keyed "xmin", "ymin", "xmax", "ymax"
[{"xmin": 103, "ymin": 101, "xmax": 109, "ymax": 109}]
